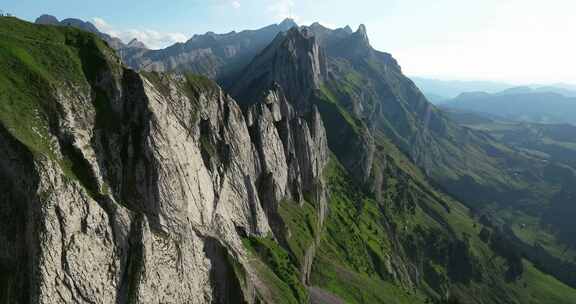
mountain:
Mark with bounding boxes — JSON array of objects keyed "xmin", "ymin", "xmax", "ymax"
[
  {"xmin": 497, "ymin": 86, "xmax": 576, "ymax": 97},
  {"xmin": 443, "ymin": 88, "xmax": 576, "ymax": 125},
  {"xmin": 34, "ymin": 14, "xmax": 59, "ymax": 25},
  {"xmin": 413, "ymin": 76, "xmax": 576, "ymax": 104},
  {"xmin": 2, "ymin": 16, "xmax": 576, "ymax": 304},
  {"xmin": 411, "ymin": 77, "xmax": 514, "ymax": 102},
  {"xmin": 33, "ymin": 14, "xmax": 147, "ymax": 50},
  {"xmin": 126, "ymin": 38, "xmax": 147, "ymax": 49},
  {"xmin": 0, "ymin": 16, "xmax": 327, "ymax": 304},
  {"xmin": 445, "ymin": 109, "xmax": 576, "ymax": 168},
  {"xmin": 121, "ymin": 18, "xmax": 298, "ymax": 83},
  {"xmin": 445, "ymin": 108, "xmax": 576, "ymax": 268},
  {"xmin": 226, "ymin": 21, "xmax": 576, "ymax": 298}
]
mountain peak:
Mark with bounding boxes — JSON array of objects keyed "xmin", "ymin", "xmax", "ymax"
[
  {"xmin": 60, "ymin": 18, "xmax": 100, "ymax": 34},
  {"xmin": 34, "ymin": 14, "xmax": 128, "ymax": 50},
  {"xmin": 127, "ymin": 38, "xmax": 148, "ymax": 49},
  {"xmin": 231, "ymin": 25, "xmax": 327, "ymax": 112},
  {"xmin": 35, "ymin": 14, "xmax": 60, "ymax": 25},
  {"xmin": 286, "ymin": 25, "xmax": 314, "ymax": 39},
  {"xmin": 279, "ymin": 18, "xmax": 298, "ymax": 31},
  {"xmin": 355, "ymin": 24, "xmax": 370, "ymax": 45}
]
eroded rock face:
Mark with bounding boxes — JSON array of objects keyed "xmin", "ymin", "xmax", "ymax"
[
  {"xmin": 243, "ymin": 85, "xmax": 330, "ymax": 285},
  {"xmin": 230, "ymin": 27, "xmax": 327, "ymax": 113},
  {"xmin": 0, "ymin": 58, "xmax": 328, "ymax": 302},
  {"xmin": 121, "ymin": 19, "xmax": 298, "ymax": 81}
]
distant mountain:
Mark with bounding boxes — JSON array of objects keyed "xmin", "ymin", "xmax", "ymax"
[
  {"xmin": 443, "ymin": 88, "xmax": 576, "ymax": 125},
  {"xmin": 413, "ymin": 77, "xmax": 576, "ymax": 104},
  {"xmin": 121, "ymin": 18, "xmax": 298, "ymax": 82},
  {"xmin": 498, "ymin": 85, "xmax": 576, "ymax": 97},
  {"xmin": 34, "ymin": 14, "xmax": 147, "ymax": 50},
  {"xmin": 227, "ymin": 21, "xmax": 576, "ymax": 297},
  {"xmin": 446, "ymin": 108, "xmax": 576, "ymax": 260},
  {"xmin": 411, "ymin": 77, "xmax": 514, "ymax": 102},
  {"xmin": 34, "ymin": 14, "xmax": 59, "ymax": 25},
  {"xmin": 445, "ymin": 108, "xmax": 576, "ymax": 167},
  {"xmin": 126, "ymin": 38, "xmax": 147, "ymax": 49}
]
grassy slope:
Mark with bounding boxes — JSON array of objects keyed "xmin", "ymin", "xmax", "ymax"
[
  {"xmin": 308, "ymin": 154, "xmax": 576, "ymax": 304},
  {"xmin": 279, "ymin": 199, "xmax": 318, "ymax": 265},
  {"xmin": 309, "ymin": 68, "xmax": 576, "ymax": 302},
  {"xmin": 519, "ymin": 261, "xmax": 576, "ymax": 304},
  {"xmin": 243, "ymin": 236, "xmax": 309, "ymax": 304},
  {"xmin": 0, "ymin": 16, "xmax": 121, "ymax": 189},
  {"xmin": 0, "ymin": 17, "xmax": 88, "ymax": 154},
  {"xmin": 315, "ymin": 49, "xmax": 576, "ymax": 295},
  {"xmin": 447, "ymin": 112, "xmax": 576, "ymax": 273},
  {"xmin": 257, "ymin": 53, "xmax": 576, "ymax": 303},
  {"xmin": 310, "ymin": 159, "xmax": 427, "ymax": 304}
]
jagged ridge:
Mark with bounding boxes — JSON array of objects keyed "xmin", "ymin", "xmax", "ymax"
[{"xmin": 0, "ymin": 17, "xmax": 327, "ymax": 304}]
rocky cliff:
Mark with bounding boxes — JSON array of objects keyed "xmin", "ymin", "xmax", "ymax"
[{"xmin": 0, "ymin": 18, "xmax": 327, "ymax": 303}]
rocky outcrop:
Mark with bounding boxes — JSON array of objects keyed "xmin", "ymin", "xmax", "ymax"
[
  {"xmin": 230, "ymin": 27, "xmax": 327, "ymax": 113},
  {"xmin": 243, "ymin": 83, "xmax": 330, "ymax": 285},
  {"xmin": 0, "ymin": 18, "xmax": 330, "ymax": 302},
  {"xmin": 127, "ymin": 38, "xmax": 147, "ymax": 49},
  {"xmin": 244, "ymin": 84, "xmax": 329, "ymax": 254}
]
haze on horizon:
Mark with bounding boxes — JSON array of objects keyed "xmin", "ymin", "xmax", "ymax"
[{"xmin": 4, "ymin": 0, "xmax": 575, "ymax": 85}]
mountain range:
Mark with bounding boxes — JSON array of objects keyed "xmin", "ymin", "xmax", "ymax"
[
  {"xmin": 442, "ymin": 88, "xmax": 576, "ymax": 125},
  {"xmin": 34, "ymin": 14, "xmax": 148, "ymax": 50},
  {"xmin": 121, "ymin": 18, "xmax": 299, "ymax": 84},
  {"xmin": 413, "ymin": 77, "xmax": 576, "ymax": 103},
  {"xmin": 1, "ymin": 15, "xmax": 576, "ymax": 304}
]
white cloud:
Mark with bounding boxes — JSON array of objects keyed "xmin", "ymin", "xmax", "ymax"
[
  {"xmin": 326, "ymin": 0, "xmax": 570, "ymax": 84},
  {"xmin": 394, "ymin": 27, "xmax": 576, "ymax": 85},
  {"xmin": 267, "ymin": 0, "xmax": 296, "ymax": 20},
  {"xmin": 92, "ymin": 17, "xmax": 114, "ymax": 34},
  {"xmin": 92, "ymin": 17, "xmax": 187, "ymax": 49},
  {"xmin": 197, "ymin": 0, "xmax": 241, "ymax": 9},
  {"xmin": 383, "ymin": 0, "xmax": 576, "ymax": 84}
]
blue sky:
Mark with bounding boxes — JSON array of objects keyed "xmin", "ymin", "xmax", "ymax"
[{"xmin": 3, "ymin": 0, "xmax": 576, "ymax": 84}]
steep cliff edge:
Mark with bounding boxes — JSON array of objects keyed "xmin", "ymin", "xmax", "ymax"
[{"xmin": 0, "ymin": 17, "xmax": 328, "ymax": 304}]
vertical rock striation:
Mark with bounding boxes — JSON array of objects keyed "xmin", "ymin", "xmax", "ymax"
[{"xmin": 0, "ymin": 18, "xmax": 329, "ymax": 303}]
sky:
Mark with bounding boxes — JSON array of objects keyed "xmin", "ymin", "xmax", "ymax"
[{"xmin": 3, "ymin": 0, "xmax": 576, "ymax": 85}]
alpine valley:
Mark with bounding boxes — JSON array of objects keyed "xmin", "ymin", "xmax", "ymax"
[{"xmin": 1, "ymin": 15, "xmax": 576, "ymax": 304}]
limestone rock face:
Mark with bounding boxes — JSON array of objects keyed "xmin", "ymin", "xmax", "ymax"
[
  {"xmin": 244, "ymin": 85, "xmax": 329, "ymax": 242},
  {"xmin": 0, "ymin": 39, "xmax": 329, "ymax": 302},
  {"xmin": 127, "ymin": 38, "xmax": 147, "ymax": 49},
  {"xmin": 230, "ymin": 27, "xmax": 327, "ymax": 113},
  {"xmin": 249, "ymin": 102, "xmax": 289, "ymax": 206}
]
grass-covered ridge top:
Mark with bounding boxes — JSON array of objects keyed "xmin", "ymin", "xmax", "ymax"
[
  {"xmin": 0, "ymin": 16, "xmax": 125, "ymax": 201},
  {"xmin": 0, "ymin": 16, "xmax": 120, "ymax": 155}
]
